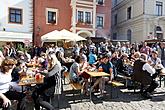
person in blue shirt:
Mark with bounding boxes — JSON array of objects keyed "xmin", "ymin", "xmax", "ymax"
[
  {"xmin": 94, "ymin": 54, "xmax": 113, "ymax": 98},
  {"xmin": 88, "ymin": 50, "xmax": 97, "ymax": 66}
]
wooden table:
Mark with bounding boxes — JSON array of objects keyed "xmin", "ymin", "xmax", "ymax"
[
  {"xmin": 159, "ymin": 68, "xmax": 165, "ymax": 87},
  {"xmin": 86, "ymin": 72, "xmax": 110, "ymax": 101},
  {"xmin": 18, "ymin": 76, "xmax": 44, "ymax": 92}
]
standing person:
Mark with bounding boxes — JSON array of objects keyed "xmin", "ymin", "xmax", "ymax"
[
  {"xmin": 8, "ymin": 43, "xmax": 17, "ymax": 58},
  {"xmin": 0, "ymin": 58, "xmax": 26, "ymax": 110},
  {"xmin": 72, "ymin": 44, "xmax": 80, "ymax": 58},
  {"xmin": 3, "ymin": 44, "xmax": 10, "ymax": 57},
  {"xmin": 32, "ymin": 51, "xmax": 61, "ymax": 110},
  {"xmin": 0, "ymin": 50, "xmax": 5, "ymax": 66},
  {"xmin": 159, "ymin": 42, "xmax": 165, "ymax": 67},
  {"xmin": 140, "ymin": 42, "xmax": 152, "ymax": 56}
]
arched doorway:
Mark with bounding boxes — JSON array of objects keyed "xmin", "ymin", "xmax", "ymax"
[
  {"xmin": 155, "ymin": 26, "xmax": 163, "ymax": 39},
  {"xmin": 77, "ymin": 30, "xmax": 93, "ymax": 38},
  {"xmin": 127, "ymin": 29, "xmax": 132, "ymax": 42}
]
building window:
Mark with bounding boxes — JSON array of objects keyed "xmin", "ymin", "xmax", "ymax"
[
  {"xmin": 112, "ymin": 33, "xmax": 117, "ymax": 40},
  {"xmin": 127, "ymin": 29, "xmax": 132, "ymax": 41},
  {"xmin": 156, "ymin": 1, "xmax": 163, "ymax": 16},
  {"xmin": 96, "ymin": 0, "xmax": 104, "ymax": 5},
  {"xmin": 85, "ymin": 12, "xmax": 91, "ymax": 24},
  {"xmin": 9, "ymin": 8, "xmax": 22, "ymax": 24},
  {"xmin": 97, "ymin": 16, "xmax": 104, "ymax": 28},
  {"xmin": 127, "ymin": 7, "xmax": 132, "ymax": 20},
  {"xmin": 46, "ymin": 8, "xmax": 58, "ymax": 24},
  {"xmin": 78, "ymin": 11, "xmax": 84, "ymax": 22},
  {"xmin": 114, "ymin": 14, "xmax": 117, "ymax": 25},
  {"xmin": 48, "ymin": 11, "xmax": 56, "ymax": 24},
  {"xmin": 114, "ymin": 0, "xmax": 117, "ymax": 6}
]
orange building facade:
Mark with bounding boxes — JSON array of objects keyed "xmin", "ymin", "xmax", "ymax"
[{"xmin": 33, "ymin": 0, "xmax": 111, "ymax": 46}]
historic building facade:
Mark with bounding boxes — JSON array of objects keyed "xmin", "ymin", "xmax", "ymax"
[
  {"xmin": 0, "ymin": 0, "xmax": 33, "ymax": 45},
  {"xmin": 33, "ymin": 0, "xmax": 111, "ymax": 45},
  {"xmin": 111, "ymin": 0, "xmax": 165, "ymax": 42}
]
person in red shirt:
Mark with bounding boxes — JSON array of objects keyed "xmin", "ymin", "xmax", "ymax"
[{"xmin": 140, "ymin": 42, "xmax": 152, "ymax": 56}]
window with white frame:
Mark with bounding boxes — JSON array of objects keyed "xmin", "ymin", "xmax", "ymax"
[
  {"xmin": 46, "ymin": 8, "xmax": 58, "ymax": 24},
  {"xmin": 97, "ymin": 16, "xmax": 104, "ymax": 28},
  {"xmin": 78, "ymin": 11, "xmax": 84, "ymax": 22},
  {"xmin": 85, "ymin": 12, "xmax": 91, "ymax": 24},
  {"xmin": 77, "ymin": 9, "xmax": 92, "ymax": 24},
  {"xmin": 156, "ymin": 1, "xmax": 163, "ymax": 16},
  {"xmin": 96, "ymin": 0, "xmax": 104, "ymax": 5},
  {"xmin": 9, "ymin": 8, "xmax": 22, "ymax": 24}
]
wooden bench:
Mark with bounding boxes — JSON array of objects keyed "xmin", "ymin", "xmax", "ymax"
[
  {"xmin": 63, "ymin": 72, "xmax": 83, "ymax": 91},
  {"xmin": 108, "ymin": 81, "xmax": 124, "ymax": 98},
  {"xmin": 116, "ymin": 74, "xmax": 143, "ymax": 93},
  {"xmin": 116, "ymin": 74, "xmax": 131, "ymax": 87}
]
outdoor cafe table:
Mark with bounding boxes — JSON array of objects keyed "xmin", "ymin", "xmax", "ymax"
[
  {"xmin": 18, "ymin": 76, "xmax": 44, "ymax": 92},
  {"xmin": 86, "ymin": 71, "xmax": 110, "ymax": 101}
]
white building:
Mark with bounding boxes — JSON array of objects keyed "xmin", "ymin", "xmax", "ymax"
[
  {"xmin": 111, "ymin": 0, "xmax": 165, "ymax": 42},
  {"xmin": 0, "ymin": 0, "xmax": 33, "ymax": 45}
]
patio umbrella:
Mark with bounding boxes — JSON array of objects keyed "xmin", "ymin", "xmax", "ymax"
[
  {"xmin": 41, "ymin": 30, "xmax": 72, "ymax": 42},
  {"xmin": 60, "ymin": 29, "xmax": 86, "ymax": 41}
]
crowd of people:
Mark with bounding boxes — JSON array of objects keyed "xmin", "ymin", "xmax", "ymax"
[{"xmin": 0, "ymin": 40, "xmax": 165, "ymax": 109}]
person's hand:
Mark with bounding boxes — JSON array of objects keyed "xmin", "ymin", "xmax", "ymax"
[{"xmin": 3, "ymin": 97, "xmax": 11, "ymax": 108}]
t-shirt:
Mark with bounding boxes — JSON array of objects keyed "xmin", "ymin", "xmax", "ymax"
[
  {"xmin": 101, "ymin": 62, "xmax": 113, "ymax": 74},
  {"xmin": 88, "ymin": 53, "xmax": 97, "ymax": 64},
  {"xmin": 0, "ymin": 72, "xmax": 12, "ymax": 93}
]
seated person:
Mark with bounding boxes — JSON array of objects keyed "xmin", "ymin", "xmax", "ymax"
[
  {"xmin": 131, "ymin": 53, "xmax": 158, "ymax": 99},
  {"xmin": 116, "ymin": 53, "xmax": 129, "ymax": 76},
  {"xmin": 148, "ymin": 50, "xmax": 164, "ymax": 69},
  {"xmin": 0, "ymin": 58, "xmax": 26, "ymax": 110},
  {"xmin": 69, "ymin": 56, "xmax": 89, "ymax": 95},
  {"xmin": 38, "ymin": 53, "xmax": 48, "ymax": 70},
  {"xmin": 10, "ymin": 60, "xmax": 27, "ymax": 92},
  {"xmin": 69, "ymin": 56, "xmax": 84, "ymax": 83},
  {"xmin": 148, "ymin": 50, "xmax": 164, "ymax": 78},
  {"xmin": 92, "ymin": 54, "xmax": 113, "ymax": 98},
  {"xmin": 32, "ymin": 51, "xmax": 61, "ymax": 110}
]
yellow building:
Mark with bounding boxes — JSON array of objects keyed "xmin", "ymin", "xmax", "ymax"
[{"xmin": 111, "ymin": 0, "xmax": 165, "ymax": 43}]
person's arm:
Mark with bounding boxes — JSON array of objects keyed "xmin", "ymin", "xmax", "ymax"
[
  {"xmin": 142, "ymin": 63, "xmax": 155, "ymax": 75},
  {"xmin": 0, "ymin": 93, "xmax": 11, "ymax": 108}
]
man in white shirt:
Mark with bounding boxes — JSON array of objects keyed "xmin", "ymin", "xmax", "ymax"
[{"xmin": 141, "ymin": 54, "xmax": 158, "ymax": 99}]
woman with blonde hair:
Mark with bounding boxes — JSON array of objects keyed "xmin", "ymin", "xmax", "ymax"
[
  {"xmin": 32, "ymin": 51, "xmax": 61, "ymax": 110},
  {"xmin": 0, "ymin": 57, "xmax": 26, "ymax": 110}
]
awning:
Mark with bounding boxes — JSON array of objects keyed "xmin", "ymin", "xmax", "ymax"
[{"xmin": 0, "ymin": 31, "xmax": 32, "ymax": 42}]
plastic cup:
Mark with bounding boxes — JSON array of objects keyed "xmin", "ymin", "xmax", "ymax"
[{"xmin": 35, "ymin": 73, "xmax": 41, "ymax": 81}]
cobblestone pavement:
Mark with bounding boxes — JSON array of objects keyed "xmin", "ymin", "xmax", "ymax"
[
  {"xmin": 52, "ymin": 80, "xmax": 165, "ymax": 110},
  {"xmin": 24, "ymin": 80, "xmax": 165, "ymax": 110}
]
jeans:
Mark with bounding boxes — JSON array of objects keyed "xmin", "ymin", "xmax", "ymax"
[
  {"xmin": 32, "ymin": 75, "xmax": 57, "ymax": 110},
  {"xmin": 32, "ymin": 91, "xmax": 55, "ymax": 110}
]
